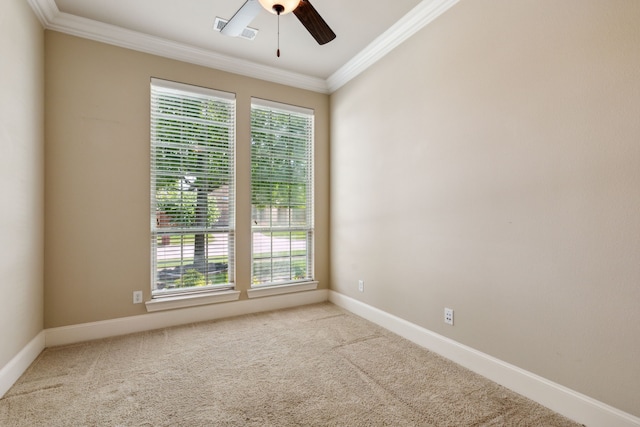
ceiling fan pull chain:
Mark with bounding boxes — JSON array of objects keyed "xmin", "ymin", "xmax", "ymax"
[
  {"xmin": 277, "ymin": 9, "xmax": 281, "ymax": 57},
  {"xmin": 271, "ymin": 3, "xmax": 285, "ymax": 57}
]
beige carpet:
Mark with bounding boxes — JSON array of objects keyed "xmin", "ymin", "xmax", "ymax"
[{"xmin": 1, "ymin": 303, "xmax": 582, "ymax": 426}]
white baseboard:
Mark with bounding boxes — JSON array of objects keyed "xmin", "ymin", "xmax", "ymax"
[
  {"xmin": 46, "ymin": 289, "xmax": 329, "ymax": 347},
  {"xmin": 11, "ymin": 290, "xmax": 638, "ymax": 427},
  {"xmin": 329, "ymin": 291, "xmax": 640, "ymax": 427},
  {"xmin": 0, "ymin": 331, "xmax": 45, "ymax": 398}
]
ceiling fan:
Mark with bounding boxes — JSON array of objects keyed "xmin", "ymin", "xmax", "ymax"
[{"xmin": 221, "ymin": 0, "xmax": 336, "ymax": 56}]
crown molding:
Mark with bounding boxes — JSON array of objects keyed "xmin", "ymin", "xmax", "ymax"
[
  {"xmin": 28, "ymin": 0, "xmax": 458, "ymax": 94},
  {"xmin": 27, "ymin": 0, "xmax": 329, "ymax": 93},
  {"xmin": 26, "ymin": 0, "xmax": 57, "ymax": 26},
  {"xmin": 327, "ymin": 0, "xmax": 460, "ymax": 93}
]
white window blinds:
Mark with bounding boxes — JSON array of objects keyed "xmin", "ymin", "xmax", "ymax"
[
  {"xmin": 250, "ymin": 98, "xmax": 314, "ymax": 287},
  {"xmin": 150, "ymin": 79, "xmax": 235, "ymax": 296}
]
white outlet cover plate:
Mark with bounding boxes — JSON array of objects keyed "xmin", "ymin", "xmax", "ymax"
[
  {"xmin": 444, "ymin": 308, "xmax": 454, "ymax": 325},
  {"xmin": 133, "ymin": 291, "xmax": 143, "ymax": 304}
]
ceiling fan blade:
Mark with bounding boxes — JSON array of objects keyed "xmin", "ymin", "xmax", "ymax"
[
  {"xmin": 221, "ymin": 0, "xmax": 262, "ymax": 37},
  {"xmin": 293, "ymin": 0, "xmax": 336, "ymax": 45}
]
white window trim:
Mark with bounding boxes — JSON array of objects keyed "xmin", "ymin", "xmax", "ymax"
[
  {"xmin": 250, "ymin": 98, "xmax": 315, "ymax": 288},
  {"xmin": 151, "ymin": 78, "xmax": 236, "ymax": 100},
  {"xmin": 145, "ymin": 290, "xmax": 240, "ymax": 312},
  {"xmin": 247, "ymin": 281, "xmax": 318, "ymax": 299},
  {"xmin": 251, "ymin": 97, "xmax": 314, "ymax": 115},
  {"xmin": 150, "ymin": 78, "xmax": 236, "ymax": 297}
]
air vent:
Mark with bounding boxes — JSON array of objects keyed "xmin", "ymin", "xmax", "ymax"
[{"xmin": 214, "ymin": 17, "xmax": 258, "ymax": 41}]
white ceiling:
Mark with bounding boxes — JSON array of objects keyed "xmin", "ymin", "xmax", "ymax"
[{"xmin": 28, "ymin": 0, "xmax": 459, "ymax": 93}]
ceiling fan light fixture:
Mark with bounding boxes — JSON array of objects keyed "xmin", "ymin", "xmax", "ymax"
[{"xmin": 258, "ymin": 0, "xmax": 300, "ymax": 15}]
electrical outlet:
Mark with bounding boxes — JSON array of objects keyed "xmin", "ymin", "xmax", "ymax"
[
  {"xmin": 133, "ymin": 291, "xmax": 143, "ymax": 304},
  {"xmin": 444, "ymin": 308, "xmax": 454, "ymax": 325},
  {"xmin": 358, "ymin": 280, "xmax": 364, "ymax": 292}
]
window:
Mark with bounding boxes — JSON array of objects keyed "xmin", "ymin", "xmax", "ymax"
[
  {"xmin": 150, "ymin": 79, "xmax": 235, "ymax": 297},
  {"xmin": 251, "ymin": 99, "xmax": 314, "ymax": 287}
]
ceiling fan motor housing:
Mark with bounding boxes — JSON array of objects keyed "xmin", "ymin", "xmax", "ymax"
[
  {"xmin": 224, "ymin": 0, "xmax": 336, "ymax": 46},
  {"xmin": 258, "ymin": 0, "xmax": 300, "ymax": 15}
]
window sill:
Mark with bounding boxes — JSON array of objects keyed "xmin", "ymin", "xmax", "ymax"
[
  {"xmin": 247, "ymin": 281, "xmax": 318, "ymax": 299},
  {"xmin": 145, "ymin": 290, "xmax": 241, "ymax": 312}
]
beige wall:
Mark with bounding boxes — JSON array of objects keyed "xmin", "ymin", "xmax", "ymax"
[
  {"xmin": 330, "ymin": 0, "xmax": 640, "ymax": 417},
  {"xmin": 0, "ymin": 1, "xmax": 45, "ymax": 367},
  {"xmin": 44, "ymin": 32, "xmax": 330, "ymax": 328}
]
